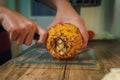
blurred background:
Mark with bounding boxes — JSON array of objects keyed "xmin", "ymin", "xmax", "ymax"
[{"xmin": 0, "ymin": 0, "xmax": 120, "ymax": 58}]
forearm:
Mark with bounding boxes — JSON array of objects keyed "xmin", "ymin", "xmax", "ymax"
[
  {"xmin": 37, "ymin": 0, "xmax": 70, "ymax": 10},
  {"xmin": 0, "ymin": 6, "xmax": 5, "ymax": 24},
  {"xmin": 0, "ymin": 6, "xmax": 12, "ymax": 24},
  {"xmin": 0, "ymin": 6, "xmax": 16, "ymax": 25},
  {"xmin": 37, "ymin": 0, "xmax": 77, "ymax": 17}
]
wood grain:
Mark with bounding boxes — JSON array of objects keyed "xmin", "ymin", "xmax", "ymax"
[{"xmin": 0, "ymin": 40, "xmax": 120, "ymax": 80}]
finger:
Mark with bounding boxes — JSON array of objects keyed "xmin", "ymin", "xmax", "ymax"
[
  {"xmin": 23, "ymin": 28, "xmax": 35, "ymax": 46},
  {"xmin": 77, "ymin": 25, "xmax": 88, "ymax": 49},
  {"xmin": 36, "ymin": 26, "xmax": 47, "ymax": 44},
  {"xmin": 16, "ymin": 31, "xmax": 28, "ymax": 45},
  {"xmin": 80, "ymin": 30, "xmax": 88, "ymax": 49},
  {"xmin": 23, "ymin": 32, "xmax": 34, "ymax": 46},
  {"xmin": 9, "ymin": 30, "xmax": 19, "ymax": 41},
  {"xmin": 80, "ymin": 28, "xmax": 88, "ymax": 48},
  {"xmin": 47, "ymin": 19, "xmax": 61, "ymax": 30},
  {"xmin": 21, "ymin": 22, "xmax": 38, "ymax": 46},
  {"xmin": 70, "ymin": 21, "xmax": 88, "ymax": 49}
]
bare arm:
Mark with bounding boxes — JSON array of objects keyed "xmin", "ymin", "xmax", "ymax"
[
  {"xmin": 0, "ymin": 6, "xmax": 47, "ymax": 45},
  {"xmin": 37, "ymin": 0, "xmax": 67, "ymax": 10},
  {"xmin": 37, "ymin": 0, "xmax": 70, "ymax": 10}
]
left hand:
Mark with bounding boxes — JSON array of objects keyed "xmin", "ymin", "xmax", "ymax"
[{"xmin": 47, "ymin": 1, "xmax": 88, "ymax": 49}]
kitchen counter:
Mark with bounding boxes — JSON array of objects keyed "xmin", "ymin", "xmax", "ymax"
[{"xmin": 0, "ymin": 40, "xmax": 120, "ymax": 80}]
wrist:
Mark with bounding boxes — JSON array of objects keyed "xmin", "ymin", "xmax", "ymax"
[
  {"xmin": 56, "ymin": 0, "xmax": 79, "ymax": 19},
  {"xmin": 0, "ymin": 6, "xmax": 7, "ymax": 24},
  {"xmin": 56, "ymin": 0, "xmax": 77, "ymax": 14},
  {"xmin": 55, "ymin": 0, "xmax": 70, "ymax": 11}
]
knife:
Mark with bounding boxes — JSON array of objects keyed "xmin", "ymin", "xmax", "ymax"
[{"xmin": 34, "ymin": 33, "xmax": 40, "ymax": 40}]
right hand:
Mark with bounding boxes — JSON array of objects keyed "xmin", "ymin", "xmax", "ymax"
[{"xmin": 0, "ymin": 6, "xmax": 47, "ymax": 46}]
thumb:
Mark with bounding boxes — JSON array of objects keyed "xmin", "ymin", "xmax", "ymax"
[
  {"xmin": 36, "ymin": 25, "xmax": 47, "ymax": 44},
  {"xmin": 47, "ymin": 19, "xmax": 62, "ymax": 30}
]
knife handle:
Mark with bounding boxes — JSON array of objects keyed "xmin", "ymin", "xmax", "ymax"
[{"xmin": 34, "ymin": 33, "xmax": 40, "ymax": 40}]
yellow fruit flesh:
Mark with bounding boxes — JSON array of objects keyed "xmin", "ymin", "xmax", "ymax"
[{"xmin": 46, "ymin": 23, "xmax": 83, "ymax": 59}]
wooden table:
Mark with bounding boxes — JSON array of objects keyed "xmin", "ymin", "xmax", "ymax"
[{"xmin": 0, "ymin": 40, "xmax": 120, "ymax": 80}]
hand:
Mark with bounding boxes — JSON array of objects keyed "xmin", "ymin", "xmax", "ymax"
[
  {"xmin": 47, "ymin": 1, "xmax": 88, "ymax": 49},
  {"xmin": 0, "ymin": 7, "xmax": 47, "ymax": 45}
]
